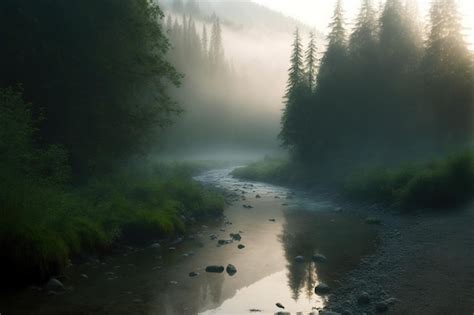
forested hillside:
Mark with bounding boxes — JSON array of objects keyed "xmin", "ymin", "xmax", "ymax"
[
  {"xmin": 157, "ymin": 0, "xmax": 317, "ymax": 158},
  {"xmin": 280, "ymin": 0, "xmax": 473, "ymax": 178}
]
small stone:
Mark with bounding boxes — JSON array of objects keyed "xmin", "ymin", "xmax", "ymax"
[
  {"xmin": 230, "ymin": 233, "xmax": 242, "ymax": 241},
  {"xmin": 256, "ymin": 194, "xmax": 261, "ymax": 198},
  {"xmin": 357, "ymin": 292, "xmax": 371, "ymax": 305},
  {"xmin": 206, "ymin": 265, "xmax": 225, "ymax": 273},
  {"xmin": 312, "ymin": 253, "xmax": 328, "ymax": 263},
  {"xmin": 238, "ymin": 244, "xmax": 246, "ymax": 249},
  {"xmin": 276, "ymin": 302, "xmax": 285, "ymax": 309},
  {"xmin": 269, "ymin": 218, "xmax": 276, "ymax": 222},
  {"xmin": 314, "ymin": 282, "xmax": 331, "ymax": 295},
  {"xmin": 45, "ymin": 278, "xmax": 64, "ymax": 291},
  {"xmin": 169, "ymin": 280, "xmax": 178, "ymax": 285},
  {"xmin": 226, "ymin": 264, "xmax": 237, "ymax": 276},
  {"xmin": 150, "ymin": 243, "xmax": 161, "ymax": 250},
  {"xmin": 209, "ymin": 234, "xmax": 218, "ymax": 240},
  {"xmin": 294, "ymin": 256, "xmax": 304, "ymax": 263},
  {"xmin": 189, "ymin": 271, "xmax": 199, "ymax": 277}
]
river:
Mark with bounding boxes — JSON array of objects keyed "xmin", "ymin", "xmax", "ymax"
[{"xmin": 0, "ymin": 167, "xmax": 378, "ymax": 315}]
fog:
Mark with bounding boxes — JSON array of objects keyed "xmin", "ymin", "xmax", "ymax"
[{"xmin": 157, "ymin": 0, "xmax": 322, "ymax": 159}]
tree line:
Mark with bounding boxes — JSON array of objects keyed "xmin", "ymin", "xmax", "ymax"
[
  {"xmin": 280, "ymin": 0, "xmax": 473, "ymax": 177},
  {"xmin": 0, "ymin": 0, "xmax": 180, "ymax": 179}
]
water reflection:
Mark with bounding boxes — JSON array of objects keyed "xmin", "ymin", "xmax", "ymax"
[{"xmin": 280, "ymin": 209, "xmax": 378, "ymax": 303}]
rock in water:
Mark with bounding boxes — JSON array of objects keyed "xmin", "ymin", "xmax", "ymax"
[
  {"xmin": 226, "ymin": 264, "xmax": 237, "ymax": 276},
  {"xmin": 312, "ymin": 253, "xmax": 327, "ymax": 263},
  {"xmin": 294, "ymin": 256, "xmax": 305, "ymax": 263},
  {"xmin": 357, "ymin": 292, "xmax": 371, "ymax": 305},
  {"xmin": 276, "ymin": 302, "xmax": 285, "ymax": 309},
  {"xmin": 256, "ymin": 194, "xmax": 261, "ymax": 198},
  {"xmin": 150, "ymin": 243, "xmax": 161, "ymax": 250},
  {"xmin": 230, "ymin": 233, "xmax": 242, "ymax": 241},
  {"xmin": 205, "ymin": 265, "xmax": 224, "ymax": 273},
  {"xmin": 45, "ymin": 278, "xmax": 65, "ymax": 291},
  {"xmin": 314, "ymin": 282, "xmax": 331, "ymax": 295},
  {"xmin": 189, "ymin": 271, "xmax": 199, "ymax": 277}
]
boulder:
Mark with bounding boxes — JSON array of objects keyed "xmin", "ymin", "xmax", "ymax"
[{"xmin": 276, "ymin": 302, "xmax": 285, "ymax": 309}]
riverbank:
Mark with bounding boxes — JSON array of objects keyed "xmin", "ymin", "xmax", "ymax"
[
  {"xmin": 324, "ymin": 201, "xmax": 474, "ymax": 315},
  {"xmin": 0, "ymin": 162, "xmax": 226, "ymax": 287},
  {"xmin": 0, "ymin": 167, "xmax": 379, "ymax": 314}
]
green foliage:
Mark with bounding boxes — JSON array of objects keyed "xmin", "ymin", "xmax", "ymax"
[
  {"xmin": 279, "ymin": 0, "xmax": 473, "ymax": 180},
  {"xmin": 343, "ymin": 151, "xmax": 474, "ymax": 210},
  {"xmin": 0, "ymin": 0, "xmax": 181, "ymax": 177},
  {"xmin": 0, "ymin": 89, "xmax": 224, "ymax": 283}
]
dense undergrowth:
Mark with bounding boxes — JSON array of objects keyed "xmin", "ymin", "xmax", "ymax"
[
  {"xmin": 233, "ymin": 151, "xmax": 474, "ymax": 210},
  {"xmin": 344, "ymin": 151, "xmax": 474, "ymax": 209},
  {"xmin": 0, "ymin": 88, "xmax": 225, "ymax": 285}
]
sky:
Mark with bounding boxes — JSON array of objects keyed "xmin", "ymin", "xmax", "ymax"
[{"xmin": 252, "ymin": 0, "xmax": 474, "ymax": 47}]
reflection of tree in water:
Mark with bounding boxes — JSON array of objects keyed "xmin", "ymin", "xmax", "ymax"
[
  {"xmin": 280, "ymin": 209, "xmax": 377, "ymax": 301},
  {"xmin": 281, "ymin": 227, "xmax": 318, "ymax": 300}
]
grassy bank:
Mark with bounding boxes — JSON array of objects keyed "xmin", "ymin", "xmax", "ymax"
[
  {"xmin": 344, "ymin": 151, "xmax": 474, "ymax": 210},
  {"xmin": 233, "ymin": 151, "xmax": 474, "ymax": 210},
  {"xmin": 0, "ymin": 89, "xmax": 225, "ymax": 286},
  {"xmin": 0, "ymin": 164, "xmax": 225, "ymax": 286}
]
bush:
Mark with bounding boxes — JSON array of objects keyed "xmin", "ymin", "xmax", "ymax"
[{"xmin": 343, "ymin": 151, "xmax": 474, "ymax": 210}]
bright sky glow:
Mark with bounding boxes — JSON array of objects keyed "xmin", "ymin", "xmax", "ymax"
[{"xmin": 252, "ymin": 0, "xmax": 474, "ymax": 47}]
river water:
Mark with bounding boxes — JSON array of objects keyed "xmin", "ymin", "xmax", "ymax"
[{"xmin": 0, "ymin": 167, "xmax": 377, "ymax": 315}]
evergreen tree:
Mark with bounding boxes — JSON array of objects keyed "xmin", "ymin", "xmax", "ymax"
[
  {"xmin": 209, "ymin": 16, "xmax": 224, "ymax": 71},
  {"xmin": 317, "ymin": 0, "xmax": 347, "ymax": 85},
  {"xmin": 305, "ymin": 32, "xmax": 318, "ymax": 91},
  {"xmin": 202, "ymin": 25, "xmax": 209, "ymax": 58},
  {"xmin": 423, "ymin": 0, "xmax": 473, "ymax": 144},
  {"xmin": 280, "ymin": 28, "xmax": 305, "ymax": 148},
  {"xmin": 349, "ymin": 0, "xmax": 377, "ymax": 60}
]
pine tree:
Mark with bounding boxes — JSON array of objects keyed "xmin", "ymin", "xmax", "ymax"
[
  {"xmin": 349, "ymin": 0, "xmax": 377, "ymax": 59},
  {"xmin": 305, "ymin": 32, "xmax": 317, "ymax": 91},
  {"xmin": 423, "ymin": 0, "xmax": 473, "ymax": 144},
  {"xmin": 317, "ymin": 0, "xmax": 347, "ymax": 86},
  {"xmin": 202, "ymin": 25, "xmax": 208, "ymax": 58},
  {"xmin": 327, "ymin": 0, "xmax": 346, "ymax": 48},
  {"xmin": 280, "ymin": 28, "xmax": 305, "ymax": 148},
  {"xmin": 285, "ymin": 28, "xmax": 304, "ymax": 99},
  {"xmin": 209, "ymin": 16, "xmax": 224, "ymax": 71}
]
